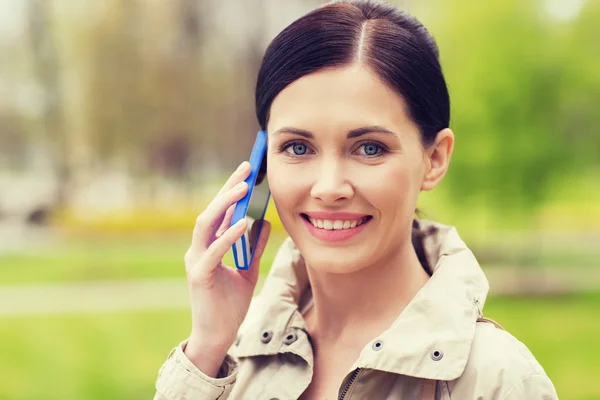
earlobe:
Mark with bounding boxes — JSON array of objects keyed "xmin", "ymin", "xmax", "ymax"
[{"xmin": 421, "ymin": 128, "xmax": 454, "ymax": 191}]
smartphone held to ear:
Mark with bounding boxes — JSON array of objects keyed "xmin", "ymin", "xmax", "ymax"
[{"xmin": 231, "ymin": 130, "xmax": 270, "ymax": 270}]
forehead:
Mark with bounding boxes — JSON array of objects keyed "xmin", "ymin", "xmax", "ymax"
[{"xmin": 267, "ymin": 64, "xmax": 417, "ymax": 137}]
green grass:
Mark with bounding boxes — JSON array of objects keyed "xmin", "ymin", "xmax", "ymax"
[
  {"xmin": 0, "ymin": 310, "xmax": 191, "ymax": 400},
  {"xmin": 484, "ymin": 292, "xmax": 600, "ymax": 400},
  {"xmin": 2, "ymin": 229, "xmax": 597, "ymax": 285},
  {"xmin": 0, "ymin": 293, "xmax": 598, "ymax": 400},
  {"xmin": 0, "ymin": 232, "xmax": 288, "ymax": 285},
  {"xmin": 1, "ymin": 230, "xmax": 598, "ymax": 399}
]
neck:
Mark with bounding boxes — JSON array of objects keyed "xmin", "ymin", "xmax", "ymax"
[{"xmin": 304, "ymin": 240, "xmax": 430, "ymax": 345}]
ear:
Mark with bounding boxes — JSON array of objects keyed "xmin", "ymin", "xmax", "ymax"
[{"xmin": 421, "ymin": 128, "xmax": 454, "ymax": 191}]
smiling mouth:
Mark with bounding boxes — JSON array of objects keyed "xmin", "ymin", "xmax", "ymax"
[{"xmin": 301, "ymin": 213, "xmax": 373, "ymax": 230}]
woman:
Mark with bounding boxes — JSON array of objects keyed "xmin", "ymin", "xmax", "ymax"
[{"xmin": 154, "ymin": 1, "xmax": 558, "ymax": 399}]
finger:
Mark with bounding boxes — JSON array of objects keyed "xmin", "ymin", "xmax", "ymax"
[
  {"xmin": 215, "ymin": 204, "xmax": 236, "ymax": 238},
  {"xmin": 191, "ymin": 181, "xmax": 248, "ymax": 251},
  {"xmin": 199, "ymin": 219, "xmax": 248, "ymax": 274},
  {"xmin": 204, "ymin": 181, "xmax": 248, "ymax": 235},
  {"xmin": 238, "ymin": 220, "xmax": 271, "ymax": 286},
  {"xmin": 216, "ymin": 161, "xmax": 250, "ymax": 198}
]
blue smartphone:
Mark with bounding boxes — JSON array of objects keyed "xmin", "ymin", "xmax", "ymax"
[{"xmin": 231, "ymin": 130, "xmax": 270, "ymax": 270}]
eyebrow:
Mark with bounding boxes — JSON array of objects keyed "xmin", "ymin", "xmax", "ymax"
[{"xmin": 271, "ymin": 126, "xmax": 398, "ymax": 139}]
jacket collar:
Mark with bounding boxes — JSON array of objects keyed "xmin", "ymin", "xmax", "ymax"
[{"xmin": 233, "ymin": 220, "xmax": 489, "ymax": 380}]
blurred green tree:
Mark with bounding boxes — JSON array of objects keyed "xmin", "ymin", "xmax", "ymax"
[{"xmin": 424, "ymin": 0, "xmax": 599, "ymax": 230}]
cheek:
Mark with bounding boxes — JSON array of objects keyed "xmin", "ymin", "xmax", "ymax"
[
  {"xmin": 266, "ymin": 160, "xmax": 312, "ymax": 219},
  {"xmin": 351, "ymin": 158, "xmax": 422, "ymax": 213}
]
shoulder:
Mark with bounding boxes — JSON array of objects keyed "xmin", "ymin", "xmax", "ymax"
[
  {"xmin": 470, "ymin": 319, "xmax": 545, "ymax": 377},
  {"xmin": 447, "ymin": 318, "xmax": 558, "ymax": 399}
]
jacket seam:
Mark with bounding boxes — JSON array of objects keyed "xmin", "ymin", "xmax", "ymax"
[
  {"xmin": 284, "ymin": 307, "xmax": 297, "ymax": 328},
  {"xmin": 155, "ymin": 363, "xmax": 230, "ymax": 399},
  {"xmin": 478, "ymin": 323, "xmax": 538, "ymax": 374},
  {"xmin": 174, "ymin": 358, "xmax": 234, "ymax": 389},
  {"xmin": 499, "ymin": 372, "xmax": 544, "ymax": 400},
  {"xmin": 513, "ymin": 339, "xmax": 537, "ymax": 372},
  {"xmin": 214, "ymin": 386, "xmax": 227, "ymax": 400},
  {"xmin": 498, "ymin": 327, "xmax": 538, "ymax": 373}
]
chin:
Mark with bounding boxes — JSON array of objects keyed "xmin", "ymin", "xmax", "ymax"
[{"xmin": 300, "ymin": 244, "xmax": 372, "ymax": 274}]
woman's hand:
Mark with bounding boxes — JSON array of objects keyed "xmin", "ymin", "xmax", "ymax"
[{"xmin": 183, "ymin": 161, "xmax": 271, "ymax": 376}]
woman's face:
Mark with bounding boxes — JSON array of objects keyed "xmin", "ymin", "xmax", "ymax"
[{"xmin": 266, "ymin": 64, "xmax": 443, "ymax": 274}]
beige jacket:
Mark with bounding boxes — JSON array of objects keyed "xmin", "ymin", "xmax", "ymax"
[{"xmin": 154, "ymin": 221, "xmax": 558, "ymax": 399}]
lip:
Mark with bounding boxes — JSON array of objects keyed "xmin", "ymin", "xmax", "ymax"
[
  {"xmin": 302, "ymin": 211, "xmax": 370, "ymax": 220},
  {"xmin": 301, "ymin": 213, "xmax": 372, "ymax": 243}
]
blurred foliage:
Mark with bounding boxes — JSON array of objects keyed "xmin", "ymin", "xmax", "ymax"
[
  {"xmin": 0, "ymin": 0, "xmax": 597, "ymax": 280},
  {"xmin": 418, "ymin": 0, "xmax": 600, "ymax": 230},
  {"xmin": 0, "ymin": 0, "xmax": 597, "ymax": 234}
]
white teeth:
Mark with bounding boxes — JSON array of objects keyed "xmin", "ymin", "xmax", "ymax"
[{"xmin": 308, "ymin": 217, "xmax": 368, "ymax": 230}]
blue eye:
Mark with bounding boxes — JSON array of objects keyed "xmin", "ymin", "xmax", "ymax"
[
  {"xmin": 360, "ymin": 143, "xmax": 382, "ymax": 156},
  {"xmin": 286, "ymin": 143, "xmax": 307, "ymax": 155}
]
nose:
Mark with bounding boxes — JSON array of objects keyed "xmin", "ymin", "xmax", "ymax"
[{"xmin": 310, "ymin": 161, "xmax": 354, "ymax": 205}]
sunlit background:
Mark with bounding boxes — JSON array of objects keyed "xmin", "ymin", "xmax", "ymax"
[{"xmin": 0, "ymin": 0, "xmax": 598, "ymax": 399}]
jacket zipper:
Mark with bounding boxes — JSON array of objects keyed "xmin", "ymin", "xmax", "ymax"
[{"xmin": 338, "ymin": 368, "xmax": 362, "ymax": 400}]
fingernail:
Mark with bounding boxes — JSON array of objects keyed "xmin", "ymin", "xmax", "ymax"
[{"xmin": 237, "ymin": 162, "xmax": 247, "ymax": 173}]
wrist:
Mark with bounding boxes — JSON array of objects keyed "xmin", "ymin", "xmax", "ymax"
[{"xmin": 183, "ymin": 337, "xmax": 230, "ymax": 378}]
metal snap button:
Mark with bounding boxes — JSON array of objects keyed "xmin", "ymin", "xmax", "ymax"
[
  {"xmin": 431, "ymin": 350, "xmax": 443, "ymax": 361},
  {"xmin": 372, "ymin": 340, "xmax": 384, "ymax": 351},
  {"xmin": 261, "ymin": 330, "xmax": 273, "ymax": 343},
  {"xmin": 283, "ymin": 332, "xmax": 298, "ymax": 345}
]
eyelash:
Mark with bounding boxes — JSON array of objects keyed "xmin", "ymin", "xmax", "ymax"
[
  {"xmin": 278, "ymin": 140, "xmax": 388, "ymax": 158},
  {"xmin": 278, "ymin": 141, "xmax": 311, "ymax": 156},
  {"xmin": 356, "ymin": 141, "xmax": 388, "ymax": 157}
]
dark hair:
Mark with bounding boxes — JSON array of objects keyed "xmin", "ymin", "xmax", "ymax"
[{"xmin": 255, "ymin": 0, "xmax": 448, "ymax": 274}]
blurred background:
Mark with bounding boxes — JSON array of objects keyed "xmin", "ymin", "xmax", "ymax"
[{"xmin": 0, "ymin": 0, "xmax": 598, "ymax": 398}]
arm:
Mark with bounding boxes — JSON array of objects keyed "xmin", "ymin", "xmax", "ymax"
[
  {"xmin": 154, "ymin": 340, "xmax": 238, "ymax": 400},
  {"xmin": 153, "ymin": 163, "xmax": 271, "ymax": 399}
]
